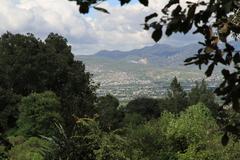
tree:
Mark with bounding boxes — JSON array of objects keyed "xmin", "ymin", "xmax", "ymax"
[
  {"xmin": 71, "ymin": 0, "xmax": 240, "ymax": 140},
  {"xmin": 168, "ymin": 103, "xmax": 240, "ymax": 160},
  {"xmin": 95, "ymin": 94, "xmax": 124, "ymax": 132},
  {"xmin": 52, "ymin": 117, "xmax": 145, "ymax": 160},
  {"xmin": 0, "ymin": 32, "xmax": 97, "ymax": 133},
  {"xmin": 95, "ymin": 132, "xmax": 136, "ymax": 160},
  {"xmin": 166, "ymin": 77, "xmax": 188, "ymax": 114},
  {"xmin": 123, "ymin": 113, "xmax": 146, "ymax": 127},
  {"xmin": 167, "ymin": 103, "xmax": 218, "ymax": 144},
  {"xmin": 7, "ymin": 136, "xmax": 53, "ymax": 160},
  {"xmin": 188, "ymin": 80, "xmax": 219, "ymax": 117},
  {"xmin": 17, "ymin": 91, "xmax": 63, "ymax": 137},
  {"xmin": 0, "ymin": 88, "xmax": 21, "ymax": 133},
  {"xmin": 52, "ymin": 118, "xmax": 101, "ymax": 160},
  {"xmin": 0, "ymin": 134, "xmax": 12, "ymax": 159},
  {"xmin": 126, "ymin": 115, "xmax": 177, "ymax": 160},
  {"xmin": 123, "ymin": 103, "xmax": 240, "ymax": 160},
  {"xmin": 125, "ymin": 97, "xmax": 161, "ymax": 121}
]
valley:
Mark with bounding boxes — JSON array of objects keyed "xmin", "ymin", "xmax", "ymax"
[{"xmin": 76, "ymin": 43, "xmax": 222, "ymax": 101}]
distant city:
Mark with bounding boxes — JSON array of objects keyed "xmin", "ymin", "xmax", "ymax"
[{"xmin": 76, "ymin": 43, "xmax": 223, "ymax": 101}]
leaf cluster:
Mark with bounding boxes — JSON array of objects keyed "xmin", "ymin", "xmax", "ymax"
[
  {"xmin": 69, "ymin": 0, "xmax": 148, "ymax": 14},
  {"xmin": 71, "ymin": 0, "xmax": 240, "ymax": 143}
]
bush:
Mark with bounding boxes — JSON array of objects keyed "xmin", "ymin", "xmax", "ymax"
[
  {"xmin": 17, "ymin": 91, "xmax": 63, "ymax": 137},
  {"xmin": 8, "ymin": 136, "xmax": 53, "ymax": 160}
]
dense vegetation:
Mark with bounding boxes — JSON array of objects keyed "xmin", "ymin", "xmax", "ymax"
[
  {"xmin": 0, "ymin": 32, "xmax": 239, "ymax": 159},
  {"xmin": 71, "ymin": 0, "xmax": 240, "ymax": 140},
  {"xmin": 0, "ymin": 32, "xmax": 97, "ymax": 135}
]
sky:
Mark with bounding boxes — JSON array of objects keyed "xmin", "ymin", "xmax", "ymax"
[{"xmin": 0, "ymin": 0, "xmax": 203, "ymax": 55}]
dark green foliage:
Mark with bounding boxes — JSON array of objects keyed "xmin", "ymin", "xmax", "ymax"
[
  {"xmin": 222, "ymin": 132, "xmax": 229, "ymax": 146},
  {"xmin": 71, "ymin": 0, "xmax": 240, "ymax": 139},
  {"xmin": 123, "ymin": 77, "xmax": 189, "ymax": 123},
  {"xmin": 125, "ymin": 97, "xmax": 161, "ymax": 120},
  {"xmin": 217, "ymin": 109, "xmax": 240, "ymax": 144},
  {"xmin": 0, "ymin": 32, "xmax": 97, "ymax": 133},
  {"xmin": 7, "ymin": 136, "xmax": 53, "ymax": 160},
  {"xmin": 95, "ymin": 132, "xmax": 132, "ymax": 160},
  {"xmin": 165, "ymin": 77, "xmax": 188, "ymax": 114},
  {"xmin": 158, "ymin": 1, "xmax": 240, "ymax": 124},
  {"xmin": 52, "ymin": 118, "xmax": 101, "ymax": 160},
  {"xmin": 124, "ymin": 77, "xmax": 217, "ymax": 122},
  {"xmin": 125, "ymin": 104, "xmax": 236, "ymax": 160},
  {"xmin": 59, "ymin": 60, "xmax": 97, "ymax": 131},
  {"xmin": 123, "ymin": 113, "xmax": 145, "ymax": 127},
  {"xmin": 96, "ymin": 94, "xmax": 124, "ymax": 132},
  {"xmin": 0, "ymin": 135, "xmax": 12, "ymax": 159},
  {"xmin": 0, "ymin": 88, "xmax": 21, "ymax": 133},
  {"xmin": 17, "ymin": 91, "xmax": 63, "ymax": 137},
  {"xmin": 0, "ymin": 145, "xmax": 7, "ymax": 160},
  {"xmin": 188, "ymin": 80, "xmax": 219, "ymax": 117},
  {"xmin": 3, "ymin": 0, "xmax": 240, "ymax": 156},
  {"xmin": 52, "ymin": 117, "xmax": 143, "ymax": 160},
  {"xmin": 126, "ymin": 118, "xmax": 176, "ymax": 160}
]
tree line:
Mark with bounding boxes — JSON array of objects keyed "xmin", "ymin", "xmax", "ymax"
[
  {"xmin": 70, "ymin": 0, "xmax": 240, "ymax": 140},
  {"xmin": 0, "ymin": 32, "xmax": 239, "ymax": 159}
]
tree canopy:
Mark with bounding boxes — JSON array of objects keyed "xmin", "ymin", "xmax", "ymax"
[
  {"xmin": 17, "ymin": 91, "xmax": 63, "ymax": 137},
  {"xmin": 188, "ymin": 79, "xmax": 219, "ymax": 117},
  {"xmin": 0, "ymin": 32, "xmax": 97, "ymax": 134},
  {"xmin": 95, "ymin": 94, "xmax": 124, "ymax": 131},
  {"xmin": 165, "ymin": 77, "xmax": 188, "ymax": 114},
  {"xmin": 125, "ymin": 97, "xmax": 161, "ymax": 120},
  {"xmin": 0, "ymin": 88, "xmax": 21, "ymax": 133},
  {"xmin": 70, "ymin": 0, "xmax": 240, "ymax": 142}
]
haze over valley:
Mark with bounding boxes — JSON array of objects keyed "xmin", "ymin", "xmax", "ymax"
[{"xmin": 77, "ymin": 43, "xmax": 223, "ymax": 101}]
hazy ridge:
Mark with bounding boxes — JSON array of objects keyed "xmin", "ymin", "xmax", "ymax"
[{"xmin": 76, "ymin": 43, "xmax": 225, "ymax": 101}]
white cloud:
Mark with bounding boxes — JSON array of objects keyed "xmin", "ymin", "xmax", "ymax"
[{"xmin": 0, "ymin": 0, "xmax": 204, "ymax": 55}]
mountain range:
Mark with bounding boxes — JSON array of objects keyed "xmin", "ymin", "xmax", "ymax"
[
  {"xmin": 75, "ymin": 43, "xmax": 233, "ymax": 100},
  {"xmin": 79, "ymin": 43, "xmax": 201, "ymax": 68}
]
